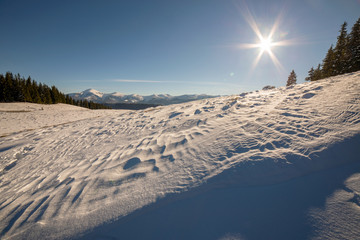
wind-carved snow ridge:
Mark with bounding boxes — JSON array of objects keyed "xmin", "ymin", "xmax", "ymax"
[{"xmin": 1, "ymin": 72, "xmax": 360, "ymax": 239}]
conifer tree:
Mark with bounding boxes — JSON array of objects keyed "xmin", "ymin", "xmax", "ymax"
[
  {"xmin": 286, "ymin": 70, "xmax": 297, "ymax": 86},
  {"xmin": 322, "ymin": 45, "xmax": 336, "ymax": 78},
  {"xmin": 313, "ymin": 64, "xmax": 322, "ymax": 81},
  {"xmin": 0, "ymin": 74, "xmax": 5, "ymax": 102},
  {"xmin": 333, "ymin": 22, "xmax": 349, "ymax": 75},
  {"xmin": 50, "ymin": 86, "xmax": 60, "ymax": 103},
  {"xmin": 13, "ymin": 74, "xmax": 23, "ymax": 101},
  {"xmin": 305, "ymin": 67, "xmax": 315, "ymax": 81},
  {"xmin": 348, "ymin": 17, "xmax": 360, "ymax": 72},
  {"xmin": 31, "ymin": 80, "xmax": 41, "ymax": 103},
  {"xmin": 25, "ymin": 77, "xmax": 33, "ymax": 102},
  {"xmin": 4, "ymin": 72, "xmax": 14, "ymax": 102},
  {"xmin": 43, "ymin": 86, "xmax": 52, "ymax": 104},
  {"xmin": 21, "ymin": 78, "xmax": 32, "ymax": 102}
]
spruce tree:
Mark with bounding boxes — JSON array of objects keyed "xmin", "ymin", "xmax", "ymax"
[
  {"xmin": 0, "ymin": 74, "xmax": 5, "ymax": 102},
  {"xmin": 348, "ymin": 17, "xmax": 360, "ymax": 72},
  {"xmin": 50, "ymin": 86, "xmax": 60, "ymax": 103},
  {"xmin": 313, "ymin": 64, "xmax": 322, "ymax": 81},
  {"xmin": 322, "ymin": 45, "xmax": 336, "ymax": 77},
  {"xmin": 13, "ymin": 74, "xmax": 23, "ymax": 101},
  {"xmin": 333, "ymin": 22, "xmax": 349, "ymax": 75},
  {"xmin": 286, "ymin": 70, "xmax": 297, "ymax": 86},
  {"xmin": 4, "ymin": 72, "xmax": 14, "ymax": 102},
  {"xmin": 21, "ymin": 78, "xmax": 32, "ymax": 102},
  {"xmin": 305, "ymin": 67, "xmax": 315, "ymax": 81},
  {"xmin": 43, "ymin": 86, "xmax": 52, "ymax": 104},
  {"xmin": 31, "ymin": 80, "xmax": 41, "ymax": 103}
]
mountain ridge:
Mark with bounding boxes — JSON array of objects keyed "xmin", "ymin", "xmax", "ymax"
[{"xmin": 68, "ymin": 89, "xmax": 219, "ymax": 105}]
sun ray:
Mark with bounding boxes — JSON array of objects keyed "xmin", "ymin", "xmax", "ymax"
[
  {"xmin": 268, "ymin": 50, "xmax": 285, "ymax": 73},
  {"xmin": 235, "ymin": 0, "xmax": 296, "ymax": 76},
  {"xmin": 271, "ymin": 38, "xmax": 302, "ymax": 47},
  {"xmin": 268, "ymin": 7, "xmax": 284, "ymax": 39},
  {"xmin": 235, "ymin": 1, "xmax": 264, "ymax": 41},
  {"xmin": 251, "ymin": 50, "xmax": 265, "ymax": 71}
]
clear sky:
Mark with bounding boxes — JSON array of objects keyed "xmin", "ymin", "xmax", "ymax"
[{"xmin": 1, "ymin": 0, "xmax": 359, "ymax": 95}]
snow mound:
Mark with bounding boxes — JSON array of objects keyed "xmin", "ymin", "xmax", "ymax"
[{"xmin": 0, "ymin": 72, "xmax": 360, "ymax": 239}]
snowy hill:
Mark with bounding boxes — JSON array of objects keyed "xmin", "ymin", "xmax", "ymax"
[
  {"xmin": 68, "ymin": 89, "xmax": 218, "ymax": 105},
  {"xmin": 1, "ymin": 72, "xmax": 360, "ymax": 239}
]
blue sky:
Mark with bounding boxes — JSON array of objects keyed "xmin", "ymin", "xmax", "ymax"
[{"xmin": 1, "ymin": 0, "xmax": 359, "ymax": 95}]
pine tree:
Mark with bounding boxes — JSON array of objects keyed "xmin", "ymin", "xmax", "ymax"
[
  {"xmin": 313, "ymin": 64, "xmax": 322, "ymax": 81},
  {"xmin": 4, "ymin": 72, "xmax": 14, "ymax": 102},
  {"xmin": 21, "ymin": 78, "xmax": 32, "ymax": 102},
  {"xmin": 286, "ymin": 70, "xmax": 297, "ymax": 86},
  {"xmin": 305, "ymin": 67, "xmax": 314, "ymax": 81},
  {"xmin": 322, "ymin": 45, "xmax": 336, "ymax": 78},
  {"xmin": 333, "ymin": 22, "xmax": 349, "ymax": 75},
  {"xmin": 13, "ymin": 74, "xmax": 23, "ymax": 101},
  {"xmin": 50, "ymin": 86, "xmax": 60, "ymax": 103},
  {"xmin": 31, "ymin": 80, "xmax": 41, "ymax": 103},
  {"xmin": 43, "ymin": 86, "xmax": 52, "ymax": 104},
  {"xmin": 0, "ymin": 74, "xmax": 5, "ymax": 102},
  {"xmin": 348, "ymin": 17, "xmax": 360, "ymax": 72},
  {"xmin": 25, "ymin": 77, "xmax": 34, "ymax": 102}
]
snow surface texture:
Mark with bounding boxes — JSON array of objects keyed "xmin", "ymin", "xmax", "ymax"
[
  {"xmin": 0, "ymin": 103, "xmax": 120, "ymax": 137},
  {"xmin": 0, "ymin": 72, "xmax": 360, "ymax": 239}
]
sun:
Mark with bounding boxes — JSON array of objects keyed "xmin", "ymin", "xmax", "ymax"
[
  {"xmin": 259, "ymin": 37, "xmax": 272, "ymax": 53},
  {"xmin": 235, "ymin": 2, "xmax": 297, "ymax": 73}
]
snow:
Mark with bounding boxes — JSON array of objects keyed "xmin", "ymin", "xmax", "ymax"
[
  {"xmin": 69, "ymin": 89, "xmax": 217, "ymax": 105},
  {"xmin": 0, "ymin": 103, "xmax": 122, "ymax": 137},
  {"xmin": 82, "ymin": 89, "xmax": 104, "ymax": 98},
  {"xmin": 1, "ymin": 72, "xmax": 360, "ymax": 239}
]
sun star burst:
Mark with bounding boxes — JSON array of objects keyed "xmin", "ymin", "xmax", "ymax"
[
  {"xmin": 259, "ymin": 37, "xmax": 273, "ymax": 53},
  {"xmin": 235, "ymin": 2, "xmax": 297, "ymax": 74}
]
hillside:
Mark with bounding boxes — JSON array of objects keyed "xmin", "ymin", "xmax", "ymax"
[{"xmin": 0, "ymin": 72, "xmax": 360, "ymax": 239}]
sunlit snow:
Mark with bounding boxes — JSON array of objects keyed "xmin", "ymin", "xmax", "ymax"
[{"xmin": 0, "ymin": 72, "xmax": 360, "ymax": 239}]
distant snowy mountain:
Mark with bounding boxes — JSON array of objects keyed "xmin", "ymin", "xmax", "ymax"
[
  {"xmin": 70, "ymin": 88, "xmax": 104, "ymax": 102},
  {"xmin": 68, "ymin": 89, "xmax": 218, "ymax": 105}
]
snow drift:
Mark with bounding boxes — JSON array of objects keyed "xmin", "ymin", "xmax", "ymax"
[{"xmin": 0, "ymin": 72, "xmax": 360, "ymax": 239}]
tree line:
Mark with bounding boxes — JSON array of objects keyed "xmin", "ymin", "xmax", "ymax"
[
  {"xmin": 0, "ymin": 72, "xmax": 110, "ymax": 109},
  {"xmin": 305, "ymin": 17, "xmax": 360, "ymax": 81},
  {"xmin": 285, "ymin": 17, "xmax": 360, "ymax": 87}
]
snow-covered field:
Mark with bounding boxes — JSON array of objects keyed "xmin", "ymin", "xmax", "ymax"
[
  {"xmin": 1, "ymin": 72, "xmax": 360, "ymax": 239},
  {"xmin": 0, "ymin": 103, "xmax": 123, "ymax": 137}
]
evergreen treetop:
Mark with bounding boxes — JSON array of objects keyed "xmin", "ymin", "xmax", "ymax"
[{"xmin": 287, "ymin": 70, "xmax": 297, "ymax": 86}]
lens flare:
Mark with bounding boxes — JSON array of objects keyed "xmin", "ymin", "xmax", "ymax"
[{"xmin": 235, "ymin": 1, "xmax": 297, "ymax": 74}]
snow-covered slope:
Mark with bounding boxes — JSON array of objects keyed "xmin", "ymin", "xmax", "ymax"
[
  {"xmin": 1, "ymin": 72, "xmax": 360, "ymax": 239},
  {"xmin": 68, "ymin": 89, "xmax": 217, "ymax": 105},
  {"xmin": 0, "ymin": 103, "xmax": 122, "ymax": 137}
]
